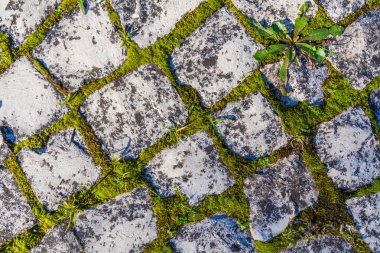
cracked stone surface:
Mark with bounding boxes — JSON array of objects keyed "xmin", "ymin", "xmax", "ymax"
[
  {"xmin": 329, "ymin": 8, "xmax": 380, "ymax": 90},
  {"xmin": 33, "ymin": 0, "xmax": 126, "ymax": 92},
  {"xmin": 281, "ymin": 235, "xmax": 356, "ymax": 253},
  {"xmin": 319, "ymin": 0, "xmax": 370, "ymax": 23},
  {"xmin": 0, "ymin": 0, "xmax": 60, "ymax": 45},
  {"xmin": 30, "ymin": 221, "xmax": 82, "ymax": 253},
  {"xmin": 144, "ymin": 131, "xmax": 234, "ymax": 206},
  {"xmin": 81, "ymin": 63, "xmax": 188, "ymax": 160},
  {"xmin": 231, "ymin": 0, "xmax": 317, "ymax": 26},
  {"xmin": 170, "ymin": 213, "xmax": 255, "ymax": 253},
  {"xmin": 18, "ymin": 128, "xmax": 102, "ymax": 211},
  {"xmin": 0, "ymin": 134, "xmax": 10, "ymax": 165},
  {"xmin": 315, "ymin": 106, "xmax": 380, "ymax": 191},
  {"xmin": 0, "ymin": 167, "xmax": 36, "ymax": 244},
  {"xmin": 75, "ymin": 187, "xmax": 157, "ymax": 253},
  {"xmin": 171, "ymin": 7, "xmax": 263, "ymax": 107},
  {"xmin": 346, "ymin": 192, "xmax": 380, "ymax": 252},
  {"xmin": 244, "ymin": 154, "xmax": 318, "ymax": 242},
  {"xmin": 0, "ymin": 56, "xmax": 68, "ymax": 142},
  {"xmin": 261, "ymin": 57, "xmax": 329, "ymax": 106},
  {"xmin": 370, "ymin": 88, "xmax": 380, "ymax": 126},
  {"xmin": 110, "ymin": 0, "xmax": 205, "ymax": 48},
  {"xmin": 213, "ymin": 92, "xmax": 289, "ymax": 159}
]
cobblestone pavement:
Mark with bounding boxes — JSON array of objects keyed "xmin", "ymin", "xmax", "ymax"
[{"xmin": 0, "ymin": 0, "xmax": 379, "ymax": 252}]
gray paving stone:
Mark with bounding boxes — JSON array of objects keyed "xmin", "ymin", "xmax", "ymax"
[
  {"xmin": 315, "ymin": 106, "xmax": 380, "ymax": 191},
  {"xmin": 0, "ymin": 167, "xmax": 36, "ymax": 244},
  {"xmin": 110, "ymin": 0, "xmax": 205, "ymax": 48},
  {"xmin": 213, "ymin": 92, "xmax": 289, "ymax": 159},
  {"xmin": 346, "ymin": 192, "xmax": 380, "ymax": 252},
  {"xmin": 33, "ymin": 0, "xmax": 126, "ymax": 92},
  {"xmin": 30, "ymin": 221, "xmax": 82, "ymax": 253},
  {"xmin": 0, "ymin": 0, "xmax": 60, "ymax": 45},
  {"xmin": 75, "ymin": 187, "xmax": 157, "ymax": 253},
  {"xmin": 170, "ymin": 213, "xmax": 255, "ymax": 253},
  {"xmin": 370, "ymin": 88, "xmax": 380, "ymax": 126},
  {"xmin": 0, "ymin": 56, "xmax": 68, "ymax": 142},
  {"xmin": 144, "ymin": 131, "xmax": 234, "ymax": 206},
  {"xmin": 329, "ymin": 8, "xmax": 380, "ymax": 90},
  {"xmin": 81, "ymin": 63, "xmax": 188, "ymax": 160},
  {"xmin": 0, "ymin": 134, "xmax": 10, "ymax": 165},
  {"xmin": 319, "ymin": 0, "xmax": 370, "ymax": 23},
  {"xmin": 281, "ymin": 235, "xmax": 356, "ymax": 253},
  {"xmin": 18, "ymin": 128, "xmax": 101, "ymax": 211},
  {"xmin": 231, "ymin": 0, "xmax": 317, "ymax": 26},
  {"xmin": 171, "ymin": 7, "xmax": 263, "ymax": 107},
  {"xmin": 244, "ymin": 154, "xmax": 318, "ymax": 242}
]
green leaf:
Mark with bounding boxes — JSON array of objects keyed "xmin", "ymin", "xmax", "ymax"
[
  {"xmin": 78, "ymin": 0, "xmax": 86, "ymax": 14},
  {"xmin": 297, "ymin": 43, "xmax": 327, "ymax": 61},
  {"xmin": 304, "ymin": 28, "xmax": 331, "ymax": 41},
  {"xmin": 314, "ymin": 47, "xmax": 327, "ymax": 61},
  {"xmin": 279, "ymin": 48, "xmax": 292, "ymax": 83},
  {"xmin": 294, "ymin": 16, "xmax": 310, "ymax": 39},
  {"xmin": 298, "ymin": 2, "xmax": 312, "ymax": 17},
  {"xmin": 254, "ymin": 44, "xmax": 288, "ymax": 61},
  {"xmin": 273, "ymin": 21, "xmax": 288, "ymax": 35},
  {"xmin": 252, "ymin": 22, "xmax": 276, "ymax": 39},
  {"xmin": 329, "ymin": 24, "xmax": 345, "ymax": 36}
]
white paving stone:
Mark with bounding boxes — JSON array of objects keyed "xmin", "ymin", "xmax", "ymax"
[
  {"xmin": 0, "ymin": 167, "xmax": 36, "ymax": 244},
  {"xmin": 171, "ymin": 213, "xmax": 255, "ymax": 253},
  {"xmin": 144, "ymin": 131, "xmax": 234, "ymax": 206},
  {"xmin": 0, "ymin": 134, "xmax": 10, "ymax": 165},
  {"xmin": 329, "ymin": 8, "xmax": 380, "ymax": 90},
  {"xmin": 244, "ymin": 154, "xmax": 318, "ymax": 242},
  {"xmin": 18, "ymin": 128, "xmax": 101, "ymax": 211},
  {"xmin": 370, "ymin": 87, "xmax": 380, "ymax": 126},
  {"xmin": 33, "ymin": 0, "xmax": 126, "ymax": 92},
  {"xmin": 81, "ymin": 63, "xmax": 188, "ymax": 160},
  {"xmin": 171, "ymin": 7, "xmax": 263, "ymax": 107},
  {"xmin": 0, "ymin": 0, "xmax": 60, "ymax": 45},
  {"xmin": 75, "ymin": 187, "xmax": 157, "ymax": 253},
  {"xmin": 0, "ymin": 56, "xmax": 68, "ymax": 142},
  {"xmin": 110, "ymin": 0, "xmax": 205, "ymax": 48},
  {"xmin": 213, "ymin": 92, "xmax": 289, "ymax": 159},
  {"xmin": 315, "ymin": 106, "xmax": 380, "ymax": 191},
  {"xmin": 346, "ymin": 192, "xmax": 380, "ymax": 252},
  {"xmin": 319, "ymin": 0, "xmax": 370, "ymax": 23}
]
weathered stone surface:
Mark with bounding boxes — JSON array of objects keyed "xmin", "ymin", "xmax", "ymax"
[
  {"xmin": 319, "ymin": 0, "xmax": 370, "ymax": 23},
  {"xmin": 30, "ymin": 222, "xmax": 82, "ymax": 253},
  {"xmin": 281, "ymin": 235, "xmax": 356, "ymax": 253},
  {"xmin": 231, "ymin": 0, "xmax": 317, "ymax": 26},
  {"xmin": 144, "ymin": 131, "xmax": 234, "ymax": 206},
  {"xmin": 34, "ymin": 0, "xmax": 125, "ymax": 92},
  {"xmin": 0, "ymin": 0, "xmax": 60, "ymax": 45},
  {"xmin": 0, "ymin": 56, "xmax": 68, "ymax": 142},
  {"xmin": 261, "ymin": 57, "xmax": 329, "ymax": 106},
  {"xmin": 346, "ymin": 192, "xmax": 380, "ymax": 252},
  {"xmin": 171, "ymin": 7, "xmax": 263, "ymax": 107},
  {"xmin": 75, "ymin": 187, "xmax": 157, "ymax": 253},
  {"xmin": 81, "ymin": 64, "xmax": 188, "ymax": 160},
  {"xmin": 0, "ymin": 167, "xmax": 36, "ymax": 244},
  {"xmin": 244, "ymin": 154, "xmax": 318, "ymax": 242},
  {"xmin": 110, "ymin": 0, "xmax": 205, "ymax": 48},
  {"xmin": 329, "ymin": 9, "xmax": 380, "ymax": 90},
  {"xmin": 315, "ymin": 106, "xmax": 380, "ymax": 191},
  {"xmin": 370, "ymin": 88, "xmax": 380, "ymax": 126},
  {"xmin": 171, "ymin": 213, "xmax": 255, "ymax": 253},
  {"xmin": 213, "ymin": 92, "xmax": 289, "ymax": 159},
  {"xmin": 0, "ymin": 134, "xmax": 10, "ymax": 165},
  {"xmin": 18, "ymin": 128, "xmax": 101, "ymax": 211}
]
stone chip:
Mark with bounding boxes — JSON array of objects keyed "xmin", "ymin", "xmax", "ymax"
[
  {"xmin": 319, "ymin": 0, "xmax": 370, "ymax": 23},
  {"xmin": 0, "ymin": 134, "xmax": 10, "ymax": 165}
]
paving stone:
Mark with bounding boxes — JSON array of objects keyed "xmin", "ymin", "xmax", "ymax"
[
  {"xmin": 0, "ymin": 167, "xmax": 36, "ymax": 244},
  {"xmin": 329, "ymin": 9, "xmax": 380, "ymax": 90},
  {"xmin": 171, "ymin": 7, "xmax": 263, "ymax": 107},
  {"xmin": 319, "ymin": 0, "xmax": 370, "ymax": 23},
  {"xmin": 75, "ymin": 187, "xmax": 157, "ymax": 253},
  {"xmin": 281, "ymin": 235, "xmax": 357, "ymax": 253},
  {"xmin": 244, "ymin": 154, "xmax": 318, "ymax": 242},
  {"xmin": 0, "ymin": 0, "xmax": 60, "ymax": 45},
  {"xmin": 110, "ymin": 0, "xmax": 205, "ymax": 48},
  {"xmin": 315, "ymin": 106, "xmax": 380, "ymax": 191},
  {"xmin": 0, "ymin": 56, "xmax": 68, "ymax": 142},
  {"xmin": 18, "ymin": 128, "xmax": 101, "ymax": 211},
  {"xmin": 33, "ymin": 0, "xmax": 126, "ymax": 92},
  {"xmin": 81, "ymin": 63, "xmax": 188, "ymax": 160},
  {"xmin": 370, "ymin": 87, "xmax": 380, "ymax": 126},
  {"xmin": 346, "ymin": 192, "xmax": 380, "ymax": 252},
  {"xmin": 261, "ymin": 56, "xmax": 329, "ymax": 106},
  {"xmin": 144, "ymin": 131, "xmax": 234, "ymax": 206},
  {"xmin": 170, "ymin": 213, "xmax": 255, "ymax": 253},
  {"xmin": 231, "ymin": 0, "xmax": 317, "ymax": 26},
  {"xmin": 0, "ymin": 134, "xmax": 10, "ymax": 165},
  {"xmin": 213, "ymin": 92, "xmax": 289, "ymax": 159},
  {"xmin": 30, "ymin": 221, "xmax": 82, "ymax": 253}
]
